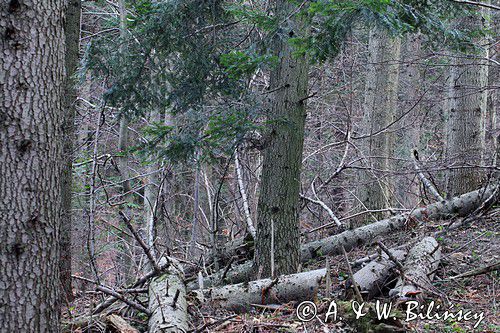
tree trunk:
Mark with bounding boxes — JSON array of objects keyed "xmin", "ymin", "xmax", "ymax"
[
  {"xmin": 445, "ymin": 6, "xmax": 489, "ymax": 196},
  {"xmin": 191, "ymin": 268, "xmax": 325, "ymax": 312},
  {"xmin": 0, "ymin": 0, "xmax": 66, "ymax": 330},
  {"xmin": 253, "ymin": 0, "xmax": 309, "ymax": 278},
  {"xmin": 60, "ymin": 0, "xmax": 81, "ymax": 303},
  {"xmin": 350, "ymin": 249, "xmax": 407, "ymax": 300},
  {"xmin": 148, "ymin": 260, "xmax": 188, "ymax": 333},
  {"xmin": 117, "ymin": 0, "xmax": 134, "ymax": 285},
  {"xmin": 355, "ymin": 28, "xmax": 401, "ymax": 225},
  {"xmin": 190, "ymin": 185, "xmax": 498, "ymax": 289},
  {"xmin": 389, "ymin": 237, "xmax": 441, "ymax": 299},
  {"xmin": 396, "ymin": 33, "xmax": 423, "ymax": 207}
]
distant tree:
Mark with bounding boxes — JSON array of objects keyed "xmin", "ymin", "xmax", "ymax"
[
  {"xmin": 355, "ymin": 28, "xmax": 401, "ymax": 224},
  {"xmin": 0, "ymin": 0, "xmax": 66, "ymax": 331},
  {"xmin": 445, "ymin": 6, "xmax": 490, "ymax": 196}
]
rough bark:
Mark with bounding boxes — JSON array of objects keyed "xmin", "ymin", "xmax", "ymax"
[
  {"xmin": 148, "ymin": 260, "xmax": 188, "ymax": 333},
  {"xmin": 355, "ymin": 27, "xmax": 401, "ymax": 225},
  {"xmin": 191, "ymin": 268, "xmax": 325, "ymax": 312},
  {"xmin": 349, "ymin": 249, "xmax": 407, "ymax": 300},
  {"xmin": 253, "ymin": 0, "xmax": 309, "ymax": 278},
  {"xmin": 445, "ymin": 6, "xmax": 489, "ymax": 196},
  {"xmin": 0, "ymin": 0, "xmax": 66, "ymax": 330},
  {"xmin": 60, "ymin": 0, "xmax": 81, "ymax": 303},
  {"xmin": 190, "ymin": 186, "xmax": 497, "ymax": 289},
  {"xmin": 389, "ymin": 237, "xmax": 441, "ymax": 299}
]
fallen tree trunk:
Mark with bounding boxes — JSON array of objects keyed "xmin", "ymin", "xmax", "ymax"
[
  {"xmin": 148, "ymin": 260, "xmax": 188, "ymax": 333},
  {"xmin": 190, "ymin": 268, "xmax": 326, "ymax": 312},
  {"xmin": 190, "ymin": 186, "xmax": 497, "ymax": 289},
  {"xmin": 105, "ymin": 314, "xmax": 139, "ymax": 333},
  {"xmin": 389, "ymin": 237, "xmax": 441, "ymax": 299},
  {"xmin": 349, "ymin": 249, "xmax": 407, "ymax": 300}
]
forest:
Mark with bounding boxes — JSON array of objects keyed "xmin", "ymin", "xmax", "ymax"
[{"xmin": 1, "ymin": 0, "xmax": 499, "ymax": 332}]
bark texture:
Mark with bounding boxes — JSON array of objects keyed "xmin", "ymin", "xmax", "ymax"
[
  {"xmin": 389, "ymin": 237, "xmax": 441, "ymax": 298},
  {"xmin": 350, "ymin": 249, "xmax": 407, "ymax": 300},
  {"xmin": 445, "ymin": 7, "xmax": 489, "ymax": 196},
  {"xmin": 253, "ymin": 0, "xmax": 309, "ymax": 278},
  {"xmin": 148, "ymin": 260, "xmax": 188, "ymax": 333},
  {"xmin": 0, "ymin": 0, "xmax": 66, "ymax": 331},
  {"xmin": 60, "ymin": 0, "xmax": 81, "ymax": 302},
  {"xmin": 355, "ymin": 27, "xmax": 401, "ymax": 224},
  {"xmin": 191, "ymin": 268, "xmax": 325, "ymax": 312},
  {"xmin": 190, "ymin": 186, "xmax": 498, "ymax": 289}
]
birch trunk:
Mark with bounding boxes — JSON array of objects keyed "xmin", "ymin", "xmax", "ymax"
[{"xmin": 0, "ymin": 0, "xmax": 66, "ymax": 330}]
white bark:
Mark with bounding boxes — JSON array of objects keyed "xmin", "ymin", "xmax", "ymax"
[
  {"xmin": 148, "ymin": 259, "xmax": 188, "ymax": 333},
  {"xmin": 191, "ymin": 268, "xmax": 326, "ymax": 312},
  {"xmin": 351, "ymin": 249, "xmax": 407, "ymax": 299},
  {"xmin": 389, "ymin": 237, "xmax": 441, "ymax": 298}
]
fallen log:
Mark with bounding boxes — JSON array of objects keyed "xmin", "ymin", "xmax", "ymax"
[
  {"xmin": 148, "ymin": 260, "xmax": 188, "ymax": 333},
  {"xmin": 190, "ymin": 268, "xmax": 326, "ymax": 312},
  {"xmin": 349, "ymin": 249, "xmax": 407, "ymax": 300},
  {"xmin": 389, "ymin": 237, "xmax": 441, "ymax": 299},
  {"xmin": 105, "ymin": 314, "xmax": 139, "ymax": 333},
  {"xmin": 190, "ymin": 186, "xmax": 497, "ymax": 289}
]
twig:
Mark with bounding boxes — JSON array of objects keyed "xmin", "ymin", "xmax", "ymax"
[
  {"xmin": 96, "ymin": 286, "xmax": 151, "ymax": 315},
  {"xmin": 376, "ymin": 241, "xmax": 405, "ymax": 273},
  {"xmin": 119, "ymin": 211, "xmax": 161, "ymax": 272},
  {"xmin": 449, "ymin": 261, "xmax": 500, "ymax": 280},
  {"xmin": 341, "ymin": 246, "xmax": 363, "ymax": 302},
  {"xmin": 413, "ymin": 150, "xmax": 444, "ymax": 202}
]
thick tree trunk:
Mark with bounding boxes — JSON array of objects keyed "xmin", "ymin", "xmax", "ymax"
[
  {"xmin": 60, "ymin": 0, "xmax": 81, "ymax": 303},
  {"xmin": 253, "ymin": 0, "xmax": 309, "ymax": 278},
  {"xmin": 350, "ymin": 249, "xmax": 407, "ymax": 300},
  {"xmin": 389, "ymin": 237, "xmax": 441, "ymax": 299},
  {"xmin": 191, "ymin": 268, "xmax": 325, "ymax": 312},
  {"xmin": 148, "ymin": 260, "xmax": 188, "ymax": 333},
  {"xmin": 0, "ymin": 0, "xmax": 66, "ymax": 330},
  {"xmin": 445, "ymin": 7, "xmax": 489, "ymax": 196},
  {"xmin": 190, "ymin": 186, "xmax": 497, "ymax": 289},
  {"xmin": 355, "ymin": 28, "xmax": 401, "ymax": 225}
]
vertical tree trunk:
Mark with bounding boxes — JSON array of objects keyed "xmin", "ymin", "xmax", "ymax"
[
  {"xmin": 445, "ymin": 7, "xmax": 489, "ymax": 196},
  {"xmin": 253, "ymin": 0, "xmax": 309, "ymax": 278},
  {"xmin": 396, "ymin": 33, "xmax": 423, "ymax": 207},
  {"xmin": 0, "ymin": 0, "xmax": 66, "ymax": 331},
  {"xmin": 60, "ymin": 0, "xmax": 82, "ymax": 303},
  {"xmin": 355, "ymin": 28, "xmax": 401, "ymax": 225},
  {"xmin": 116, "ymin": 0, "xmax": 134, "ymax": 285}
]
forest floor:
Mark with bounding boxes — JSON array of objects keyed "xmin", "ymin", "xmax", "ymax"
[{"xmin": 63, "ymin": 208, "xmax": 499, "ymax": 333}]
